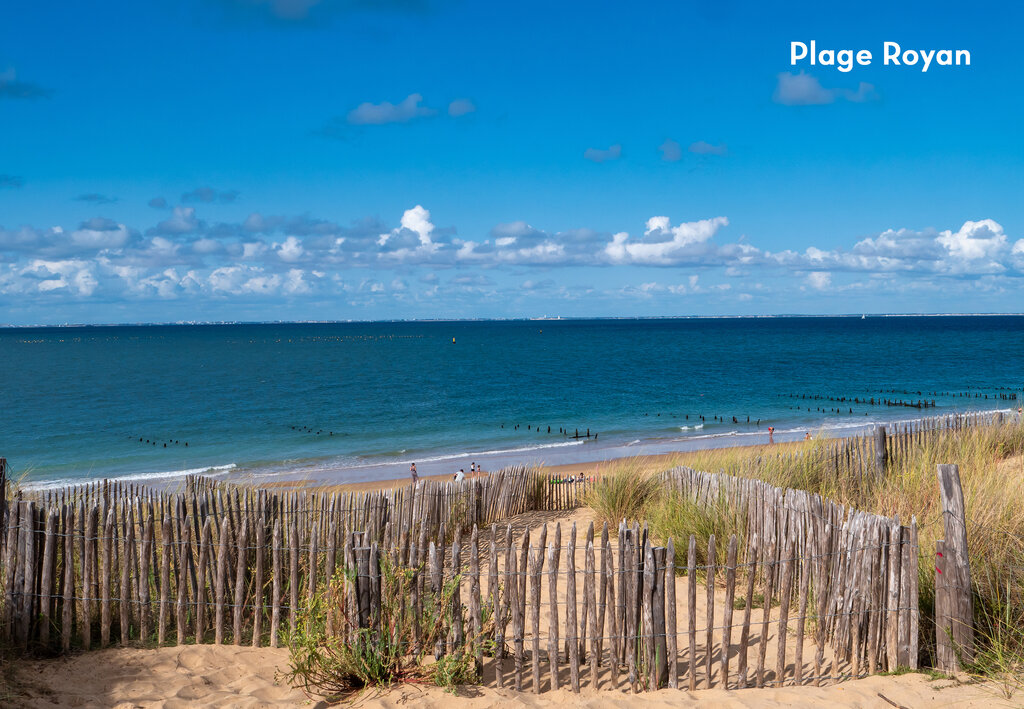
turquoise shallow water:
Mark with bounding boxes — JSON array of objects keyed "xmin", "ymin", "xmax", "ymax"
[{"xmin": 1, "ymin": 316, "xmax": 1021, "ymax": 488}]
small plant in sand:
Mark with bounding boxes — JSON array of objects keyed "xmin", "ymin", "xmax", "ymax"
[{"xmin": 285, "ymin": 554, "xmax": 489, "ymax": 701}]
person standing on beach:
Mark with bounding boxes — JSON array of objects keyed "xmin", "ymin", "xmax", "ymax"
[
  {"xmin": 410, "ymin": 463, "xmax": 418, "ymax": 485},
  {"xmin": 768, "ymin": 426, "xmax": 775, "ymax": 444}
]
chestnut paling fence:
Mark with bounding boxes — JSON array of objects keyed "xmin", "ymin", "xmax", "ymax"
[{"xmin": 0, "ymin": 411, "xmax": 992, "ymax": 689}]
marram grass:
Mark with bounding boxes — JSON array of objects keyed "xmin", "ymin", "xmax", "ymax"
[{"xmin": 591, "ymin": 420, "xmax": 1024, "ymax": 680}]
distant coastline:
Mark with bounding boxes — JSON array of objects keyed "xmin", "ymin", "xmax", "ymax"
[{"xmin": 4, "ymin": 312, "xmax": 1024, "ymax": 329}]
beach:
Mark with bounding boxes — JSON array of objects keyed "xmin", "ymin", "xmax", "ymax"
[
  {"xmin": 257, "ymin": 442, "xmax": 806, "ymax": 494},
  {"xmin": 5, "ymin": 646, "xmax": 1002, "ymax": 708}
]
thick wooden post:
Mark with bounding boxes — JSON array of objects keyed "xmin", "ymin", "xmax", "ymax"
[
  {"xmin": 0, "ymin": 459, "xmax": 7, "ymax": 562},
  {"xmin": 873, "ymin": 426, "xmax": 888, "ymax": 476},
  {"xmin": 936, "ymin": 464, "xmax": 972, "ymax": 670}
]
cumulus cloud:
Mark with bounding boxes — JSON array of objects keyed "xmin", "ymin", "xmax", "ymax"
[
  {"xmin": 448, "ymin": 98, "xmax": 476, "ymax": 117},
  {"xmin": 347, "ymin": 93, "xmax": 436, "ymax": 125},
  {"xmin": 274, "ymin": 235, "xmax": 305, "ymax": 262},
  {"xmin": 658, "ymin": 139, "xmax": 682, "ymax": 162},
  {"xmin": 689, "ymin": 141, "xmax": 728, "ymax": 156},
  {"xmin": 605, "ymin": 216, "xmax": 732, "ymax": 266},
  {"xmin": 774, "ymin": 219, "xmax": 1017, "ymax": 276},
  {"xmin": 181, "ymin": 186, "xmax": 239, "ymax": 204},
  {"xmin": 3, "ymin": 204, "xmax": 1023, "ymax": 309},
  {"xmin": 0, "ymin": 68, "xmax": 50, "ymax": 100},
  {"xmin": 584, "ymin": 144, "xmax": 622, "ymax": 163},
  {"xmin": 0, "ymin": 175, "xmax": 24, "ymax": 189},
  {"xmin": 19, "ymin": 259, "xmax": 98, "ymax": 296},
  {"xmin": 377, "ymin": 205, "xmax": 442, "ymax": 261},
  {"xmin": 773, "ymin": 72, "xmax": 878, "ymax": 106}
]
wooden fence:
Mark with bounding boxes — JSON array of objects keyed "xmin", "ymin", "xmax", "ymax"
[
  {"xmin": 750, "ymin": 410, "xmax": 1009, "ymax": 484},
  {"xmin": 0, "ymin": 461, "xmax": 918, "ymax": 692}
]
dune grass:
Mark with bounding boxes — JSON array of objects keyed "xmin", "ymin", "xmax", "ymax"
[
  {"xmin": 587, "ymin": 420, "xmax": 1024, "ymax": 677},
  {"xmin": 584, "ymin": 457, "xmax": 664, "ymax": 524}
]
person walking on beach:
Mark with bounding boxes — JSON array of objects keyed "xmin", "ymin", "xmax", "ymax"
[
  {"xmin": 768, "ymin": 426, "xmax": 775, "ymax": 444},
  {"xmin": 410, "ymin": 463, "xmax": 418, "ymax": 485}
]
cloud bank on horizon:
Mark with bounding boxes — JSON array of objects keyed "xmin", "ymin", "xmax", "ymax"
[{"xmin": 2, "ymin": 200, "xmax": 1022, "ymax": 322}]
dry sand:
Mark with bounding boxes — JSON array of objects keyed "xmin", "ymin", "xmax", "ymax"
[
  {"xmin": 263, "ymin": 443, "xmax": 806, "ymax": 495},
  {"xmin": 4, "ymin": 647, "xmax": 1008, "ymax": 708}
]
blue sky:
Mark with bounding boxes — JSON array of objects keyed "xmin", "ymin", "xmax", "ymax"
[{"xmin": 2, "ymin": 0, "xmax": 1023, "ymax": 323}]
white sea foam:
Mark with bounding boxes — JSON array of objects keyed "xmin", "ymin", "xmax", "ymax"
[{"xmin": 23, "ymin": 463, "xmax": 237, "ymax": 491}]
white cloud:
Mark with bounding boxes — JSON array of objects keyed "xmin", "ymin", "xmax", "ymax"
[
  {"xmin": 605, "ymin": 216, "xmax": 730, "ymax": 265},
  {"xmin": 935, "ymin": 219, "xmax": 1007, "ymax": 263},
  {"xmin": 806, "ymin": 271, "xmax": 832, "ymax": 290},
  {"xmin": 773, "ymin": 72, "xmax": 878, "ymax": 106},
  {"xmin": 377, "ymin": 205, "xmax": 442, "ymax": 262},
  {"xmin": 21, "ymin": 259, "xmax": 98, "ymax": 296},
  {"xmin": 275, "ymin": 236, "xmax": 304, "ymax": 262},
  {"xmin": 5, "ymin": 205, "xmax": 1024, "ymax": 310},
  {"xmin": 448, "ymin": 98, "xmax": 476, "ymax": 117},
  {"xmin": 347, "ymin": 93, "xmax": 436, "ymax": 125}
]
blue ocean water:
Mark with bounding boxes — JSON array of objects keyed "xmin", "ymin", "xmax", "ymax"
[{"xmin": 1, "ymin": 316, "xmax": 1022, "ymax": 489}]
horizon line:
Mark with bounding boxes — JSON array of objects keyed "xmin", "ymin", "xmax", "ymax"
[{"xmin": 3, "ymin": 312, "xmax": 1024, "ymax": 329}]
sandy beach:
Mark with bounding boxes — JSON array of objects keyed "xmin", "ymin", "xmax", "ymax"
[
  {"xmin": 258, "ymin": 442, "xmax": 806, "ymax": 494},
  {"xmin": 4, "ymin": 638, "xmax": 1006, "ymax": 708}
]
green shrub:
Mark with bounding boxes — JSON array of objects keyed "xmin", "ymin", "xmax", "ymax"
[{"xmin": 285, "ymin": 554, "xmax": 485, "ymax": 701}]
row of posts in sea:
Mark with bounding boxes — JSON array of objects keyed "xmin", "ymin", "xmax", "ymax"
[
  {"xmin": 501, "ymin": 412, "xmax": 776, "ymax": 438},
  {"xmin": 130, "ymin": 437, "xmax": 188, "ymax": 447},
  {"xmin": 781, "ymin": 393, "xmax": 937, "ymax": 409},
  {"xmin": 874, "ymin": 388, "xmax": 1018, "ymax": 400},
  {"xmin": 503, "ymin": 424, "xmax": 599, "ymax": 440},
  {"xmin": 289, "ymin": 425, "xmax": 336, "ymax": 436}
]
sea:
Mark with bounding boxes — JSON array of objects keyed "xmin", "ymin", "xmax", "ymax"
[{"xmin": 1, "ymin": 316, "xmax": 1022, "ymax": 490}]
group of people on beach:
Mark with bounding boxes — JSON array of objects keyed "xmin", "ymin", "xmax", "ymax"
[{"xmin": 408, "ymin": 461, "xmax": 486, "ymax": 485}]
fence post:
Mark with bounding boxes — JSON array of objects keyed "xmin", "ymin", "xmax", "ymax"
[
  {"xmin": 0, "ymin": 458, "xmax": 7, "ymax": 558},
  {"xmin": 873, "ymin": 426, "xmax": 888, "ymax": 477},
  {"xmin": 935, "ymin": 464, "xmax": 972, "ymax": 671}
]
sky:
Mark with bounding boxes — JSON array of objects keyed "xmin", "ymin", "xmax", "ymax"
[{"xmin": 2, "ymin": 0, "xmax": 1023, "ymax": 324}]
